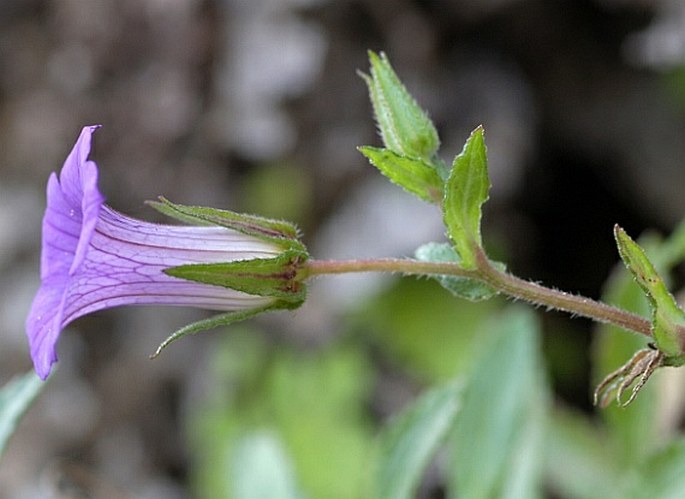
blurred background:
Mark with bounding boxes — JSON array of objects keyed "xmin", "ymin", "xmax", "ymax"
[{"xmin": 2, "ymin": 0, "xmax": 685, "ymax": 497}]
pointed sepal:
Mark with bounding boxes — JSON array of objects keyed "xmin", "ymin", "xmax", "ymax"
[
  {"xmin": 147, "ymin": 197, "xmax": 306, "ymax": 253},
  {"xmin": 150, "ymin": 303, "xmax": 284, "ymax": 358},
  {"xmin": 164, "ymin": 250, "xmax": 307, "ymax": 304}
]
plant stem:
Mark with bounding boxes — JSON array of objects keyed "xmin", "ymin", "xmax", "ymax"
[{"xmin": 303, "ymin": 252, "xmax": 653, "ymax": 338}]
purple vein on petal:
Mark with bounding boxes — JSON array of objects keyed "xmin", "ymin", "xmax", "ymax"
[{"xmin": 26, "ymin": 126, "xmax": 281, "ymax": 379}]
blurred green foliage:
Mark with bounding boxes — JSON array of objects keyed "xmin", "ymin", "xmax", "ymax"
[
  {"xmin": 241, "ymin": 163, "xmax": 312, "ymax": 225},
  {"xmin": 185, "ymin": 219, "xmax": 685, "ymax": 498},
  {"xmin": 187, "ymin": 327, "xmax": 375, "ymax": 499},
  {"xmin": 0, "ymin": 371, "xmax": 45, "ymax": 457}
]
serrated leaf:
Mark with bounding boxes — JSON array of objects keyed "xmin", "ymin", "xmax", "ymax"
[
  {"xmin": 151, "ymin": 303, "xmax": 284, "ymax": 358},
  {"xmin": 361, "ymin": 51, "xmax": 440, "ymax": 162},
  {"xmin": 164, "ymin": 250, "xmax": 307, "ymax": 303},
  {"xmin": 0, "ymin": 371, "xmax": 45, "ymax": 456},
  {"xmin": 375, "ymin": 380, "xmax": 463, "ymax": 499},
  {"xmin": 614, "ymin": 225, "xmax": 685, "ymax": 357},
  {"xmin": 148, "ymin": 197, "xmax": 305, "ymax": 252},
  {"xmin": 443, "ymin": 126, "xmax": 490, "ymax": 269},
  {"xmin": 415, "ymin": 242, "xmax": 500, "ymax": 301},
  {"xmin": 232, "ymin": 431, "xmax": 305, "ymax": 499},
  {"xmin": 358, "ymin": 146, "xmax": 443, "ymax": 204},
  {"xmin": 449, "ymin": 307, "xmax": 547, "ymax": 499}
]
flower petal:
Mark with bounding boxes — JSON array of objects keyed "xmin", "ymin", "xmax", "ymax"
[
  {"xmin": 26, "ymin": 278, "xmax": 67, "ymax": 379},
  {"xmin": 57, "ymin": 125, "xmax": 104, "ymax": 275},
  {"xmin": 26, "ymin": 125, "xmax": 296, "ymax": 380}
]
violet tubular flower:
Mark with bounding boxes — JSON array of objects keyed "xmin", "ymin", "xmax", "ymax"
[{"xmin": 27, "ymin": 126, "xmax": 306, "ymax": 379}]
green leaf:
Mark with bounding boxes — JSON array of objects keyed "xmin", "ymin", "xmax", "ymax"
[
  {"xmin": 630, "ymin": 438, "xmax": 685, "ymax": 499},
  {"xmin": 655, "ymin": 218, "xmax": 685, "ymax": 269},
  {"xmin": 165, "ymin": 250, "xmax": 307, "ymax": 303},
  {"xmin": 443, "ymin": 126, "xmax": 490, "ymax": 269},
  {"xmin": 151, "ymin": 303, "xmax": 284, "ymax": 358},
  {"xmin": 148, "ymin": 197, "xmax": 306, "ymax": 252},
  {"xmin": 449, "ymin": 307, "xmax": 547, "ymax": 499},
  {"xmin": 361, "ymin": 51, "xmax": 440, "ymax": 162},
  {"xmin": 375, "ymin": 380, "xmax": 464, "ymax": 499},
  {"xmin": 415, "ymin": 242, "xmax": 500, "ymax": 301},
  {"xmin": 0, "ymin": 371, "xmax": 45, "ymax": 456},
  {"xmin": 232, "ymin": 431, "xmax": 305, "ymax": 499},
  {"xmin": 357, "ymin": 277, "xmax": 501, "ymax": 382},
  {"xmin": 614, "ymin": 225, "xmax": 685, "ymax": 358},
  {"xmin": 358, "ymin": 146, "xmax": 443, "ymax": 204},
  {"xmin": 543, "ymin": 407, "xmax": 623, "ymax": 499},
  {"xmin": 191, "ymin": 334, "xmax": 375, "ymax": 499}
]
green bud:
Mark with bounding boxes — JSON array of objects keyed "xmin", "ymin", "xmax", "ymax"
[{"xmin": 614, "ymin": 225, "xmax": 685, "ymax": 357}]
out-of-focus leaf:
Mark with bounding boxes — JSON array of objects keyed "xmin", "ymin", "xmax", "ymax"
[
  {"xmin": 655, "ymin": 218, "xmax": 685, "ymax": 269},
  {"xmin": 241, "ymin": 163, "xmax": 312, "ymax": 224},
  {"xmin": 0, "ymin": 371, "xmax": 45, "ymax": 456},
  {"xmin": 629, "ymin": 438, "xmax": 685, "ymax": 499},
  {"xmin": 415, "ymin": 242, "xmax": 501, "ymax": 301},
  {"xmin": 449, "ymin": 307, "xmax": 547, "ymax": 499},
  {"xmin": 359, "ymin": 146, "xmax": 443, "ymax": 204},
  {"xmin": 544, "ymin": 407, "xmax": 623, "ymax": 499},
  {"xmin": 357, "ymin": 278, "xmax": 501, "ymax": 382},
  {"xmin": 189, "ymin": 328, "xmax": 374, "ymax": 499},
  {"xmin": 375, "ymin": 380, "xmax": 464, "ymax": 499},
  {"xmin": 232, "ymin": 431, "xmax": 305, "ymax": 499},
  {"xmin": 443, "ymin": 126, "xmax": 490, "ymax": 269}
]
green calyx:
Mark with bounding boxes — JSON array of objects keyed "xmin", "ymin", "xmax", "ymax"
[
  {"xmin": 154, "ymin": 198, "xmax": 309, "ymax": 304},
  {"xmin": 148, "ymin": 197, "xmax": 306, "ymax": 253},
  {"xmin": 150, "ymin": 303, "xmax": 287, "ymax": 359},
  {"xmin": 145, "ymin": 198, "xmax": 310, "ymax": 358},
  {"xmin": 164, "ymin": 249, "xmax": 307, "ymax": 305}
]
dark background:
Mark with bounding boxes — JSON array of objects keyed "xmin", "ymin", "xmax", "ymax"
[{"xmin": 1, "ymin": 0, "xmax": 685, "ymax": 496}]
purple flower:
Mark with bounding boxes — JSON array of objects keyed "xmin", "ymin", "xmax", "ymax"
[{"xmin": 26, "ymin": 126, "xmax": 283, "ymax": 379}]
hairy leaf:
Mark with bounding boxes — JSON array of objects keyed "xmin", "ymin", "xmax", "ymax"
[
  {"xmin": 443, "ymin": 127, "xmax": 490, "ymax": 269},
  {"xmin": 415, "ymin": 242, "xmax": 500, "ymax": 301},
  {"xmin": 359, "ymin": 146, "xmax": 443, "ymax": 204}
]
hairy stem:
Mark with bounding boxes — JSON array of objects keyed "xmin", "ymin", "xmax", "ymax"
[{"xmin": 303, "ymin": 251, "xmax": 652, "ymax": 338}]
